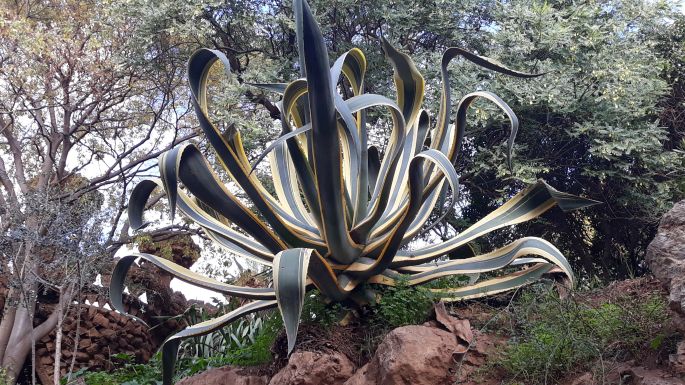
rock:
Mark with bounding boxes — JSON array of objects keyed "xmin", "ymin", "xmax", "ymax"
[
  {"xmin": 269, "ymin": 350, "xmax": 355, "ymax": 385},
  {"xmin": 672, "ymin": 341, "xmax": 685, "ymax": 374},
  {"xmin": 175, "ymin": 366, "xmax": 269, "ymax": 385},
  {"xmin": 344, "ymin": 325, "xmax": 461, "ymax": 385},
  {"xmin": 568, "ymin": 372, "xmax": 594, "ymax": 385},
  {"xmin": 92, "ymin": 313, "xmax": 110, "ymax": 328},
  {"xmin": 620, "ymin": 366, "xmax": 685, "ymax": 385},
  {"xmin": 646, "ymin": 200, "xmax": 685, "ymax": 313},
  {"xmin": 433, "ymin": 302, "xmax": 473, "ymax": 348},
  {"xmin": 453, "ymin": 330, "xmax": 507, "ymax": 384}
]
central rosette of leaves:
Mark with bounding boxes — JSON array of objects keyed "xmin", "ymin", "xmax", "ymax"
[{"xmin": 109, "ymin": 0, "xmax": 598, "ymax": 383}]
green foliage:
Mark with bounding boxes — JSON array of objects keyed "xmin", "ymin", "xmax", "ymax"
[
  {"xmin": 0, "ymin": 368, "xmax": 9, "ymax": 385},
  {"xmin": 457, "ymin": 0, "xmax": 685, "ymax": 279},
  {"xmin": 70, "ymin": 313, "xmax": 281, "ymax": 384},
  {"xmin": 72, "ymin": 354, "xmax": 161, "ymax": 385},
  {"xmin": 222, "ymin": 314, "xmax": 283, "ymax": 366},
  {"xmin": 372, "ymin": 277, "xmax": 434, "ymax": 329},
  {"xmin": 178, "ymin": 303, "xmax": 266, "ymax": 359},
  {"xmin": 497, "ymin": 288, "xmax": 670, "ymax": 384},
  {"xmin": 301, "ymin": 290, "xmax": 345, "ymax": 327}
]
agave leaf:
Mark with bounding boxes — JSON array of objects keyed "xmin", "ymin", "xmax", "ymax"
[
  {"xmin": 110, "ymin": 253, "xmax": 276, "ymax": 307},
  {"xmin": 370, "ymin": 237, "xmax": 573, "ymax": 286},
  {"xmin": 347, "ymin": 149, "xmax": 458, "ymax": 278},
  {"xmin": 381, "ymin": 37, "xmax": 425, "ymax": 128},
  {"xmin": 273, "ymin": 248, "xmax": 312, "ymax": 353},
  {"xmin": 163, "ymin": 143, "xmax": 288, "ymax": 252},
  {"xmin": 129, "ymin": 179, "xmax": 275, "ymax": 263},
  {"xmin": 370, "ymin": 147, "xmax": 459, "ymax": 240},
  {"xmin": 345, "ymin": 94, "xmax": 406, "ymax": 241},
  {"xmin": 250, "ymin": 123, "xmax": 312, "ymax": 175},
  {"xmin": 391, "ymin": 180, "xmax": 600, "ymax": 267},
  {"xmin": 161, "ymin": 300, "xmax": 277, "ymax": 385},
  {"xmin": 252, "ymin": 49, "xmax": 367, "ymax": 176},
  {"xmin": 203, "ymin": 228, "xmax": 274, "ymax": 266},
  {"xmin": 278, "ymin": 88, "xmax": 321, "ymax": 221},
  {"xmin": 367, "ymin": 145, "xmax": 381, "ymax": 194},
  {"xmin": 433, "ymin": 47, "xmax": 542, "ymax": 152},
  {"xmin": 295, "ymin": 0, "xmax": 362, "ymax": 264},
  {"xmin": 187, "ymin": 49, "xmax": 323, "ymax": 253},
  {"xmin": 377, "ymin": 110, "xmax": 433, "ymax": 234},
  {"xmin": 268, "ymin": 143, "xmax": 318, "ymax": 228},
  {"xmin": 432, "ymin": 263, "xmax": 558, "ymax": 301},
  {"xmin": 448, "ymin": 91, "xmax": 520, "ymax": 170}
]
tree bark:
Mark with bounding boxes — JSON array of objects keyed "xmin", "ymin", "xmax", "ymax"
[
  {"xmin": 0, "ymin": 288, "xmax": 18, "ymax": 364},
  {"xmin": 2, "ymin": 309, "xmax": 58, "ymax": 385},
  {"xmin": 53, "ymin": 287, "xmax": 65, "ymax": 385}
]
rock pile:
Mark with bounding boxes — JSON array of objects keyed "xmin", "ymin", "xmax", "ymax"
[{"xmin": 34, "ymin": 292, "xmax": 155, "ymax": 384}]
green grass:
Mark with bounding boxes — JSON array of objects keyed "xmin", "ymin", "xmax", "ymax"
[{"xmin": 496, "ymin": 288, "xmax": 670, "ymax": 384}]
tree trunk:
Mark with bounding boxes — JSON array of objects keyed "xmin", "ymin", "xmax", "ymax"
[
  {"xmin": 0, "ymin": 288, "xmax": 18, "ymax": 364},
  {"xmin": 66, "ymin": 299, "xmax": 82, "ymax": 383},
  {"xmin": 2, "ymin": 298, "xmax": 58, "ymax": 385},
  {"xmin": 53, "ymin": 287, "xmax": 65, "ymax": 385}
]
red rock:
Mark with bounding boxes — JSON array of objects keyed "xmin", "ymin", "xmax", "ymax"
[
  {"xmin": 175, "ymin": 366, "xmax": 268, "ymax": 385},
  {"xmin": 621, "ymin": 366, "xmax": 685, "ymax": 385},
  {"xmin": 344, "ymin": 325, "xmax": 460, "ymax": 385},
  {"xmin": 568, "ymin": 372, "xmax": 594, "ymax": 385},
  {"xmin": 269, "ymin": 350, "xmax": 355, "ymax": 385},
  {"xmin": 453, "ymin": 330, "xmax": 507, "ymax": 384},
  {"xmin": 92, "ymin": 313, "xmax": 110, "ymax": 328},
  {"xmin": 434, "ymin": 302, "xmax": 473, "ymax": 346}
]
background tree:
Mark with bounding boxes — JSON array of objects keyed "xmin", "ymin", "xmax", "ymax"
[
  {"xmin": 454, "ymin": 0, "xmax": 685, "ymax": 280},
  {"xmin": 0, "ymin": 1, "xmax": 197, "ymax": 383}
]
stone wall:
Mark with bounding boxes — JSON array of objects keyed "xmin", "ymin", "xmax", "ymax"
[{"xmin": 34, "ymin": 291, "xmax": 156, "ymax": 384}]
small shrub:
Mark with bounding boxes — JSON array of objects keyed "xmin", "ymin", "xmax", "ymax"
[
  {"xmin": 223, "ymin": 313, "xmax": 283, "ymax": 366},
  {"xmin": 301, "ymin": 290, "xmax": 345, "ymax": 327},
  {"xmin": 73, "ymin": 358, "xmax": 160, "ymax": 385},
  {"xmin": 70, "ymin": 312, "xmax": 284, "ymax": 384},
  {"xmin": 372, "ymin": 276, "xmax": 434, "ymax": 329}
]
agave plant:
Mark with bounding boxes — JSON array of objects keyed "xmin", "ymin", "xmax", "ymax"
[
  {"xmin": 110, "ymin": 0, "xmax": 598, "ymax": 382},
  {"xmin": 177, "ymin": 303, "xmax": 264, "ymax": 359}
]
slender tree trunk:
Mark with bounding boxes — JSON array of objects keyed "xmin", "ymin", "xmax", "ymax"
[
  {"xmin": 0, "ymin": 288, "xmax": 18, "ymax": 364},
  {"xmin": 53, "ymin": 287, "xmax": 65, "ymax": 385},
  {"xmin": 66, "ymin": 299, "xmax": 82, "ymax": 383}
]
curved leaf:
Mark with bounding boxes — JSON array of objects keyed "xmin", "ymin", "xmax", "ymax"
[{"xmin": 273, "ymin": 248, "xmax": 312, "ymax": 353}]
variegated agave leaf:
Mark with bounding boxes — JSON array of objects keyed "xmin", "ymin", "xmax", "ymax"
[{"xmin": 110, "ymin": 0, "xmax": 600, "ymax": 383}]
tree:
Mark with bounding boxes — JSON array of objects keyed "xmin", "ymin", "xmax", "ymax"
[
  {"xmin": 454, "ymin": 0, "xmax": 685, "ymax": 280},
  {"xmin": 0, "ymin": 1, "xmax": 196, "ymax": 383}
]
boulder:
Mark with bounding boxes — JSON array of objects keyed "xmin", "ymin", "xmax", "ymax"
[
  {"xmin": 620, "ymin": 366, "xmax": 685, "ymax": 385},
  {"xmin": 344, "ymin": 325, "xmax": 461, "ymax": 385},
  {"xmin": 175, "ymin": 366, "xmax": 269, "ymax": 385},
  {"xmin": 269, "ymin": 350, "xmax": 355, "ymax": 385},
  {"xmin": 646, "ymin": 200, "xmax": 685, "ymax": 313}
]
